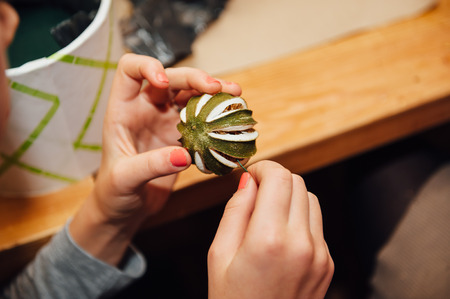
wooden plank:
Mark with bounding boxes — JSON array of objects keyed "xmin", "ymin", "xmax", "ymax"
[
  {"xmin": 1, "ymin": 0, "xmax": 450, "ymax": 279},
  {"xmin": 0, "ymin": 177, "xmax": 93, "ymax": 251},
  {"xmin": 173, "ymin": 0, "xmax": 450, "ymax": 190},
  {"xmin": 145, "ymin": 95, "xmax": 450, "ymax": 228}
]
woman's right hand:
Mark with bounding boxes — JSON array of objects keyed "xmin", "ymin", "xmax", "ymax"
[{"xmin": 208, "ymin": 161, "xmax": 334, "ymax": 299}]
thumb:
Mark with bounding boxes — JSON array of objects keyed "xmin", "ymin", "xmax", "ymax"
[
  {"xmin": 210, "ymin": 172, "xmax": 258, "ymax": 267},
  {"xmin": 117, "ymin": 146, "xmax": 191, "ymax": 189}
]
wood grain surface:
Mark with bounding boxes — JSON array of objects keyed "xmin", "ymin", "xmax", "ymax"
[{"xmin": 1, "ymin": 0, "xmax": 450, "ymax": 282}]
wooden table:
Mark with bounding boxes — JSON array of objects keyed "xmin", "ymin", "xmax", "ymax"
[{"xmin": 1, "ymin": 0, "xmax": 450, "ymax": 282}]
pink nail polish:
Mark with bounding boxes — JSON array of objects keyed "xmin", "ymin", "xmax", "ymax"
[
  {"xmin": 157, "ymin": 72, "xmax": 169, "ymax": 83},
  {"xmin": 170, "ymin": 149, "xmax": 188, "ymax": 167},
  {"xmin": 238, "ymin": 172, "xmax": 250, "ymax": 190}
]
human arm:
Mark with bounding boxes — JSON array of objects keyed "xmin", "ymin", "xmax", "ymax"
[
  {"xmin": 208, "ymin": 160, "xmax": 334, "ymax": 299},
  {"xmin": 1, "ymin": 221, "xmax": 145, "ymax": 299}
]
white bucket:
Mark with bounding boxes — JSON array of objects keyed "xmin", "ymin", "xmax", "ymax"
[{"xmin": 0, "ymin": 0, "xmax": 124, "ymax": 196}]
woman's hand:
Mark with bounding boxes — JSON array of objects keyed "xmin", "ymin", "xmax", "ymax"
[
  {"xmin": 208, "ymin": 161, "xmax": 334, "ymax": 299},
  {"xmin": 96, "ymin": 54, "xmax": 240, "ymax": 220},
  {"xmin": 70, "ymin": 54, "xmax": 241, "ymax": 265}
]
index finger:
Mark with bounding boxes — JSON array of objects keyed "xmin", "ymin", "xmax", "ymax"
[
  {"xmin": 110, "ymin": 54, "xmax": 168, "ymax": 102},
  {"xmin": 165, "ymin": 67, "xmax": 242, "ymax": 104},
  {"xmin": 246, "ymin": 161, "xmax": 294, "ymax": 230}
]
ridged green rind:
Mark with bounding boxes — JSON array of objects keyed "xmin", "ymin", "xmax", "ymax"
[
  {"xmin": 186, "ymin": 95, "xmax": 201, "ymax": 120},
  {"xmin": 209, "ymin": 139, "xmax": 256, "ymax": 159},
  {"xmin": 203, "ymin": 149, "xmax": 234, "ymax": 175},
  {"xmin": 207, "ymin": 109, "xmax": 256, "ymax": 130},
  {"xmin": 177, "ymin": 93, "xmax": 257, "ymax": 175},
  {"xmin": 198, "ymin": 92, "xmax": 236, "ymax": 120}
]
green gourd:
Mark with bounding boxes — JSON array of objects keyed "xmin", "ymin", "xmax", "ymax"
[{"xmin": 177, "ymin": 93, "xmax": 258, "ymax": 175}]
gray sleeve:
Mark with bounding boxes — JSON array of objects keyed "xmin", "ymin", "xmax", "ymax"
[{"xmin": 1, "ymin": 221, "xmax": 146, "ymax": 299}]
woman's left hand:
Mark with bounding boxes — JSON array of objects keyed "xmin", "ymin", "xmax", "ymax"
[{"xmin": 70, "ymin": 54, "xmax": 241, "ymax": 265}]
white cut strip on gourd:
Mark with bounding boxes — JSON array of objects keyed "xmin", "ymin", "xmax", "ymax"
[
  {"xmin": 209, "ymin": 149, "xmax": 238, "ymax": 168},
  {"xmin": 208, "ymin": 130, "xmax": 259, "ymax": 142},
  {"xmin": 195, "ymin": 94, "xmax": 213, "ymax": 117},
  {"xmin": 180, "ymin": 107, "xmax": 187, "ymax": 123},
  {"xmin": 206, "ymin": 98, "xmax": 247, "ymax": 122},
  {"xmin": 195, "ymin": 151, "xmax": 212, "ymax": 173}
]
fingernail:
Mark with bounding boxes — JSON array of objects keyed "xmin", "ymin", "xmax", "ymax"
[
  {"xmin": 157, "ymin": 72, "xmax": 169, "ymax": 83},
  {"xmin": 238, "ymin": 172, "xmax": 250, "ymax": 190},
  {"xmin": 170, "ymin": 148, "xmax": 188, "ymax": 167},
  {"xmin": 206, "ymin": 77, "xmax": 220, "ymax": 84}
]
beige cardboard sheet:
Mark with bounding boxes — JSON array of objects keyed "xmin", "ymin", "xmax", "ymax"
[{"xmin": 175, "ymin": 0, "xmax": 437, "ymax": 75}]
